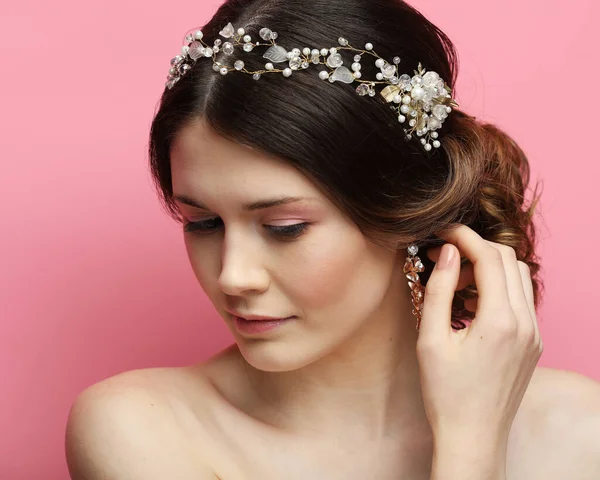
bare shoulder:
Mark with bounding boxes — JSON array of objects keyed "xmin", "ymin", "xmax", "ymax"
[
  {"xmin": 509, "ymin": 366, "xmax": 600, "ymax": 479},
  {"xmin": 65, "ymin": 366, "xmax": 220, "ymax": 480}
]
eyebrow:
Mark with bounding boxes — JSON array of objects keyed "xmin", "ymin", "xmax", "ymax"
[{"xmin": 173, "ymin": 194, "xmax": 315, "ymax": 212}]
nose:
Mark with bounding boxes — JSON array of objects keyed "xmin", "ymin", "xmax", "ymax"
[{"xmin": 217, "ymin": 234, "xmax": 270, "ymax": 296}]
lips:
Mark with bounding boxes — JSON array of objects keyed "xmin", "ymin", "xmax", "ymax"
[{"xmin": 226, "ymin": 309, "xmax": 293, "ymax": 321}]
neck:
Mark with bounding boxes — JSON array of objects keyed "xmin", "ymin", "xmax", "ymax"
[{"xmin": 235, "ymin": 271, "xmax": 432, "ymax": 444}]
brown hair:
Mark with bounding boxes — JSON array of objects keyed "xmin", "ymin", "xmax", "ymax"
[{"xmin": 148, "ymin": 0, "xmax": 544, "ymax": 329}]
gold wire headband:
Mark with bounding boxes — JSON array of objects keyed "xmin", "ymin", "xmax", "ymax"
[{"xmin": 166, "ymin": 23, "xmax": 459, "ymax": 152}]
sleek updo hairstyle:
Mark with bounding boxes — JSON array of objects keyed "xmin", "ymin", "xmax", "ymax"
[{"xmin": 149, "ymin": 0, "xmax": 544, "ymax": 329}]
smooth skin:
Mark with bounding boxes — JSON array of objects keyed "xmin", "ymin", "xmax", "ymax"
[{"xmin": 65, "ymin": 121, "xmax": 600, "ymax": 479}]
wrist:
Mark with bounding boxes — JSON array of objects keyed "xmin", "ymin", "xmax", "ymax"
[{"xmin": 430, "ymin": 434, "xmax": 508, "ymax": 480}]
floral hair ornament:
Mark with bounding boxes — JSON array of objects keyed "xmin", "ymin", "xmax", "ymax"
[{"xmin": 166, "ymin": 23, "xmax": 459, "ymax": 152}]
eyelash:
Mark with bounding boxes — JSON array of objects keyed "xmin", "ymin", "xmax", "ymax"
[{"xmin": 183, "ymin": 217, "xmax": 309, "ymax": 239}]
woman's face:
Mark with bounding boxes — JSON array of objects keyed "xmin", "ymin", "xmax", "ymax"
[{"xmin": 170, "ymin": 119, "xmax": 407, "ymax": 372}]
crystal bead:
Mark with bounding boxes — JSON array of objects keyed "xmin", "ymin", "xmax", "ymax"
[
  {"xmin": 243, "ymin": 43, "xmax": 254, "ymax": 52},
  {"xmin": 212, "ymin": 63, "xmax": 221, "ymax": 72},
  {"xmin": 301, "ymin": 61, "xmax": 309, "ymax": 69},
  {"xmin": 311, "ymin": 54, "xmax": 320, "ymax": 64},
  {"xmin": 393, "ymin": 56, "xmax": 401, "ymax": 65},
  {"xmin": 220, "ymin": 67, "xmax": 228, "ymax": 75},
  {"xmin": 356, "ymin": 84, "xmax": 370, "ymax": 96},
  {"xmin": 338, "ymin": 37, "xmax": 349, "ymax": 46},
  {"xmin": 185, "ymin": 33, "xmax": 194, "ymax": 42},
  {"xmin": 368, "ymin": 89, "xmax": 376, "ymax": 97},
  {"xmin": 234, "ymin": 60, "xmax": 245, "ymax": 70},
  {"xmin": 382, "ymin": 64, "xmax": 397, "ymax": 79},
  {"xmin": 214, "ymin": 39, "xmax": 222, "ymax": 47},
  {"xmin": 409, "ymin": 119, "xmax": 417, "ymax": 127},
  {"xmin": 292, "ymin": 48, "xmax": 301, "ymax": 56},
  {"xmin": 271, "ymin": 32, "xmax": 278, "ymax": 39},
  {"xmin": 351, "ymin": 62, "xmax": 361, "ymax": 72},
  {"xmin": 181, "ymin": 45, "xmax": 190, "ymax": 55},
  {"xmin": 391, "ymin": 76, "xmax": 399, "ymax": 85},
  {"xmin": 399, "ymin": 74, "xmax": 412, "ymax": 91},
  {"xmin": 242, "ymin": 35, "xmax": 251, "ymax": 43},
  {"xmin": 259, "ymin": 28, "xmax": 272, "ymax": 40},
  {"xmin": 222, "ymin": 42, "xmax": 234, "ymax": 55},
  {"xmin": 289, "ymin": 57, "xmax": 302, "ymax": 70},
  {"xmin": 408, "ymin": 244, "xmax": 418, "ymax": 256},
  {"xmin": 411, "ymin": 75, "xmax": 423, "ymax": 86},
  {"xmin": 171, "ymin": 55, "xmax": 183, "ymax": 65},
  {"xmin": 203, "ymin": 47, "xmax": 213, "ymax": 57},
  {"xmin": 253, "ymin": 73, "xmax": 261, "ymax": 80},
  {"xmin": 354, "ymin": 55, "xmax": 362, "ymax": 62}
]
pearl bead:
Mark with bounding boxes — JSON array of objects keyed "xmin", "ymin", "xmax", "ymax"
[
  {"xmin": 319, "ymin": 70, "xmax": 330, "ymax": 80},
  {"xmin": 353, "ymin": 71, "xmax": 362, "ymax": 79},
  {"xmin": 398, "ymin": 115, "xmax": 406, "ymax": 123},
  {"xmin": 312, "ymin": 49, "xmax": 320, "ymax": 56},
  {"xmin": 375, "ymin": 58, "xmax": 385, "ymax": 68},
  {"xmin": 433, "ymin": 140, "xmax": 441, "ymax": 148},
  {"xmin": 376, "ymin": 73, "xmax": 384, "ymax": 80},
  {"xmin": 393, "ymin": 95, "xmax": 402, "ymax": 104},
  {"xmin": 283, "ymin": 68, "xmax": 292, "ymax": 77},
  {"xmin": 194, "ymin": 30, "xmax": 203, "ymax": 40},
  {"xmin": 220, "ymin": 67, "xmax": 228, "ymax": 75},
  {"xmin": 365, "ymin": 43, "xmax": 373, "ymax": 50},
  {"xmin": 237, "ymin": 28, "xmax": 245, "ymax": 35},
  {"xmin": 303, "ymin": 48, "xmax": 311, "ymax": 55},
  {"xmin": 352, "ymin": 62, "xmax": 361, "ymax": 72},
  {"xmin": 243, "ymin": 35, "xmax": 251, "ymax": 43},
  {"xmin": 400, "ymin": 105, "xmax": 410, "ymax": 114},
  {"xmin": 320, "ymin": 48, "xmax": 329, "ymax": 56},
  {"xmin": 292, "ymin": 48, "xmax": 301, "ymax": 55},
  {"xmin": 402, "ymin": 95, "xmax": 411, "ymax": 105},
  {"xmin": 424, "ymin": 144, "xmax": 432, "ymax": 151}
]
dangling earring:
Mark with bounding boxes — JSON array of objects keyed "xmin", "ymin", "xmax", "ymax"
[{"xmin": 403, "ymin": 244, "xmax": 425, "ymax": 331}]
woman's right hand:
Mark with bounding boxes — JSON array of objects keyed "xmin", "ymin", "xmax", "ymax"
[{"xmin": 415, "ymin": 224, "xmax": 543, "ymax": 480}]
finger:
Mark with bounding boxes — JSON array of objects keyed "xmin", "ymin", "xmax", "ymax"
[
  {"xmin": 419, "ymin": 243, "xmax": 460, "ymax": 343},
  {"xmin": 516, "ymin": 260, "xmax": 540, "ymax": 341},
  {"xmin": 486, "ymin": 241, "xmax": 532, "ymax": 331},
  {"xmin": 435, "ymin": 225, "xmax": 510, "ymax": 315},
  {"xmin": 427, "ymin": 246, "xmax": 474, "ymax": 291}
]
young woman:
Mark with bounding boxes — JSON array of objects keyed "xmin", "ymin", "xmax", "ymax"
[{"xmin": 65, "ymin": 0, "xmax": 600, "ymax": 478}]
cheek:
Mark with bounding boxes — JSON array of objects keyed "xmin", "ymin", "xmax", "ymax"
[{"xmin": 283, "ymin": 227, "xmax": 386, "ymax": 312}]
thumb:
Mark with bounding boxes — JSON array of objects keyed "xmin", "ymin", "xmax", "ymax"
[{"xmin": 418, "ymin": 243, "xmax": 460, "ymax": 343}]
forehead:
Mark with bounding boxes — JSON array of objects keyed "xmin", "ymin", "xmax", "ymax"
[{"xmin": 170, "ymin": 119, "xmax": 323, "ymax": 199}]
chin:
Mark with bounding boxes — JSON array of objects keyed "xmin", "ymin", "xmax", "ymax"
[{"xmin": 234, "ymin": 337, "xmax": 326, "ymax": 373}]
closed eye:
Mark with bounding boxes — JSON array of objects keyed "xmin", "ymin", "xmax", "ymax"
[{"xmin": 183, "ymin": 218, "xmax": 309, "ymax": 239}]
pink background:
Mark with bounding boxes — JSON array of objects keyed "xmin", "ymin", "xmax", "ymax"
[{"xmin": 1, "ymin": 0, "xmax": 598, "ymax": 478}]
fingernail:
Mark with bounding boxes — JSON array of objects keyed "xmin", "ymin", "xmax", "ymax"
[{"xmin": 437, "ymin": 244, "xmax": 455, "ymax": 269}]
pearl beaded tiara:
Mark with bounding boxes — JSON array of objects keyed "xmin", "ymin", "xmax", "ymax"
[{"xmin": 166, "ymin": 22, "xmax": 459, "ymax": 152}]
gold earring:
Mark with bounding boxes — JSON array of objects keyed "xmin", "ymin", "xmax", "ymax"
[{"xmin": 404, "ymin": 244, "xmax": 425, "ymax": 331}]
